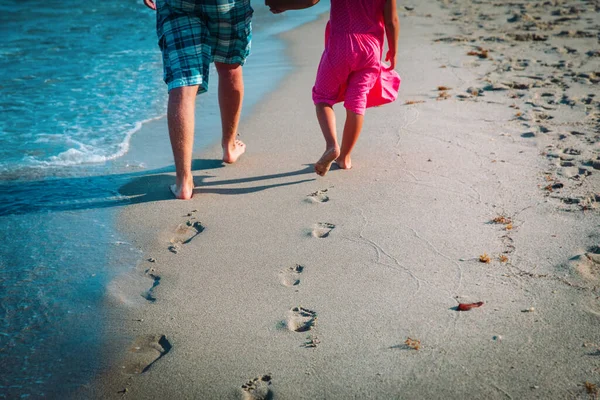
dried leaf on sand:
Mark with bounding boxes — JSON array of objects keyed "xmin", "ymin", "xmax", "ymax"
[
  {"xmin": 404, "ymin": 337, "xmax": 421, "ymax": 350},
  {"xmin": 457, "ymin": 302, "xmax": 484, "ymax": 311}
]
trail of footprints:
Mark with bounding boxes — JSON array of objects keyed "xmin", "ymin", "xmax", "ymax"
[
  {"xmin": 116, "ymin": 209, "xmax": 205, "ymax": 388},
  {"xmin": 242, "ymin": 189, "xmax": 332, "ymax": 397}
]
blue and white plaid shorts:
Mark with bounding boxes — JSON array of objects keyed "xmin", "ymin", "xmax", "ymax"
[{"xmin": 156, "ymin": 0, "xmax": 253, "ymax": 92}]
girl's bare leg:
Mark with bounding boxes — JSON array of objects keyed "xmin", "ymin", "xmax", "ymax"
[
  {"xmin": 336, "ymin": 109, "xmax": 364, "ymax": 170},
  {"xmin": 314, "ymin": 103, "xmax": 340, "ymax": 176}
]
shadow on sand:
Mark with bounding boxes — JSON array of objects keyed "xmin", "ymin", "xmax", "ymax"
[{"xmin": 0, "ymin": 160, "xmax": 316, "ymax": 216}]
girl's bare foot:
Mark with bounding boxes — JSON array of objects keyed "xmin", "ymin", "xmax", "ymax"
[
  {"xmin": 336, "ymin": 154, "xmax": 352, "ymax": 170},
  {"xmin": 170, "ymin": 177, "xmax": 195, "ymax": 200},
  {"xmin": 314, "ymin": 147, "xmax": 340, "ymax": 176},
  {"xmin": 223, "ymin": 139, "xmax": 246, "ymax": 164}
]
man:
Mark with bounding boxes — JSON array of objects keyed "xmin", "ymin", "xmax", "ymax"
[{"xmin": 143, "ymin": 0, "xmax": 252, "ymax": 200}]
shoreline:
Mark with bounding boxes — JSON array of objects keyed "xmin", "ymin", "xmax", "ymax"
[{"xmin": 82, "ymin": 1, "xmax": 599, "ymax": 399}]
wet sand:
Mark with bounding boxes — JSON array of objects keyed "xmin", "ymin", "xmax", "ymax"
[{"xmin": 79, "ymin": 1, "xmax": 600, "ymax": 399}]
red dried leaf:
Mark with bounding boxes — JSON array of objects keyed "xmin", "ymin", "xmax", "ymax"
[{"xmin": 457, "ymin": 302, "xmax": 484, "ymax": 311}]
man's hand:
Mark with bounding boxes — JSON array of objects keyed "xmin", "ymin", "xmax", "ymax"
[
  {"xmin": 143, "ymin": 0, "xmax": 157, "ymax": 10},
  {"xmin": 265, "ymin": 0, "xmax": 284, "ymax": 13},
  {"xmin": 266, "ymin": 0, "xmax": 318, "ymax": 13},
  {"xmin": 385, "ymin": 50, "xmax": 396, "ymax": 70}
]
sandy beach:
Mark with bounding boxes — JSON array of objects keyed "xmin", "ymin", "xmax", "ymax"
[{"xmin": 79, "ymin": 1, "xmax": 600, "ymax": 399}]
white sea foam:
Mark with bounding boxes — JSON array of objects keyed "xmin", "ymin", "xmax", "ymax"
[{"xmin": 26, "ymin": 115, "xmax": 164, "ymax": 168}]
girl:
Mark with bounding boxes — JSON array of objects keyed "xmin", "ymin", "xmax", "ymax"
[{"xmin": 311, "ymin": 0, "xmax": 401, "ymax": 175}]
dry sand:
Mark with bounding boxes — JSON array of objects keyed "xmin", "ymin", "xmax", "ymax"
[{"xmin": 79, "ymin": 1, "xmax": 600, "ymax": 399}]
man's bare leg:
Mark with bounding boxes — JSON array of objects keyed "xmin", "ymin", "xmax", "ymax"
[
  {"xmin": 215, "ymin": 62, "xmax": 246, "ymax": 164},
  {"xmin": 167, "ymin": 85, "xmax": 198, "ymax": 200},
  {"xmin": 336, "ymin": 109, "xmax": 364, "ymax": 170},
  {"xmin": 314, "ymin": 103, "xmax": 340, "ymax": 176}
]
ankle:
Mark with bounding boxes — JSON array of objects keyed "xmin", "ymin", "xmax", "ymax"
[
  {"xmin": 337, "ymin": 153, "xmax": 352, "ymax": 166},
  {"xmin": 176, "ymin": 172, "xmax": 194, "ymax": 187},
  {"xmin": 222, "ymin": 138, "xmax": 237, "ymax": 150},
  {"xmin": 326, "ymin": 145, "xmax": 341, "ymax": 157}
]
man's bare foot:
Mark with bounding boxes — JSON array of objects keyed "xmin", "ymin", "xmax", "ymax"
[
  {"xmin": 223, "ymin": 139, "xmax": 246, "ymax": 164},
  {"xmin": 314, "ymin": 147, "xmax": 340, "ymax": 176},
  {"xmin": 170, "ymin": 178, "xmax": 194, "ymax": 200},
  {"xmin": 336, "ymin": 155, "xmax": 352, "ymax": 170}
]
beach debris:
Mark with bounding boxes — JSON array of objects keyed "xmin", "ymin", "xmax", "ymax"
[
  {"xmin": 544, "ymin": 182, "xmax": 564, "ymax": 192},
  {"xmin": 507, "ymin": 81, "xmax": 532, "ymax": 90},
  {"xmin": 404, "ymin": 337, "xmax": 421, "ymax": 350},
  {"xmin": 492, "ymin": 215, "xmax": 512, "ymax": 225},
  {"xmin": 479, "ymin": 253, "xmax": 491, "ymax": 263},
  {"xmin": 437, "ymin": 91, "xmax": 451, "ymax": 100},
  {"xmin": 241, "ymin": 375, "xmax": 273, "ymax": 400},
  {"xmin": 437, "ymin": 86, "xmax": 452, "ymax": 91},
  {"xmin": 404, "ymin": 100, "xmax": 426, "ymax": 105},
  {"xmin": 467, "ymin": 87, "xmax": 484, "ymax": 97},
  {"xmin": 510, "ymin": 33, "xmax": 548, "ymax": 41},
  {"xmin": 434, "ymin": 35, "xmax": 469, "ymax": 43},
  {"xmin": 499, "ymin": 255, "xmax": 509, "ymax": 263},
  {"xmin": 587, "ymin": 50, "xmax": 600, "ymax": 58},
  {"xmin": 556, "ymin": 30, "xmax": 594, "ymax": 38},
  {"xmin": 483, "ymin": 83, "xmax": 510, "ymax": 91},
  {"xmin": 522, "ymin": 307, "xmax": 535, "ymax": 313},
  {"xmin": 467, "ymin": 47, "xmax": 490, "ymax": 59},
  {"xmin": 117, "ymin": 387, "xmax": 128, "ymax": 395},
  {"xmin": 583, "ymin": 381, "xmax": 598, "ymax": 397},
  {"xmin": 457, "ymin": 302, "xmax": 484, "ymax": 311}
]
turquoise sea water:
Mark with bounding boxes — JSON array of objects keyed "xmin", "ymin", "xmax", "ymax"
[{"xmin": 0, "ymin": 1, "xmax": 329, "ymax": 398}]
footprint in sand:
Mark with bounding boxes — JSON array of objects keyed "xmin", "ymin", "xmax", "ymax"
[
  {"xmin": 141, "ymin": 269, "xmax": 161, "ymax": 303},
  {"xmin": 122, "ymin": 334, "xmax": 172, "ymax": 374},
  {"xmin": 241, "ymin": 374, "xmax": 273, "ymax": 400},
  {"xmin": 311, "ymin": 222, "xmax": 335, "ymax": 238},
  {"xmin": 279, "ymin": 264, "xmax": 304, "ymax": 287},
  {"xmin": 306, "ymin": 189, "xmax": 330, "ymax": 203},
  {"xmin": 168, "ymin": 220, "xmax": 205, "ymax": 253},
  {"xmin": 569, "ymin": 245, "xmax": 600, "ymax": 284},
  {"xmin": 286, "ymin": 307, "xmax": 317, "ymax": 332}
]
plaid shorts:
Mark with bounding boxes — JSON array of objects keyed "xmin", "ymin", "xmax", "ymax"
[{"xmin": 156, "ymin": 0, "xmax": 253, "ymax": 92}]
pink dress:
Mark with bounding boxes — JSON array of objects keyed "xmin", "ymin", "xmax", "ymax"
[{"xmin": 312, "ymin": 0, "xmax": 401, "ymax": 115}]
